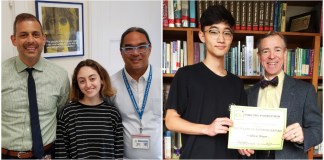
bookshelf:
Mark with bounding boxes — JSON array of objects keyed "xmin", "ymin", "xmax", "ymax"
[{"xmin": 163, "ymin": 1, "xmax": 322, "ymax": 159}]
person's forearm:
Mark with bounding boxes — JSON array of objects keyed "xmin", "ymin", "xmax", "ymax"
[{"xmin": 165, "ymin": 109, "xmax": 208, "ymax": 135}]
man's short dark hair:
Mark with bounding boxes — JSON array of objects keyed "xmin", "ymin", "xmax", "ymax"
[
  {"xmin": 13, "ymin": 13, "xmax": 43, "ymax": 35},
  {"xmin": 200, "ymin": 5, "xmax": 235, "ymax": 31}
]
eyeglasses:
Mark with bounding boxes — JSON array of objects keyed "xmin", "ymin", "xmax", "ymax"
[
  {"xmin": 205, "ymin": 29, "xmax": 233, "ymax": 40},
  {"xmin": 121, "ymin": 44, "xmax": 151, "ymax": 54}
]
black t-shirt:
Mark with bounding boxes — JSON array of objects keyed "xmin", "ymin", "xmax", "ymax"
[{"xmin": 166, "ymin": 62, "xmax": 247, "ymax": 159}]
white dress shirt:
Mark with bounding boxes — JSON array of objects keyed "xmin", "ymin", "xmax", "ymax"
[{"xmin": 111, "ymin": 65, "xmax": 162, "ymax": 159}]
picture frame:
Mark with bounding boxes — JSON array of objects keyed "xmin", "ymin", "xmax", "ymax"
[
  {"xmin": 35, "ymin": 1, "xmax": 84, "ymax": 58},
  {"xmin": 288, "ymin": 11, "xmax": 315, "ymax": 33}
]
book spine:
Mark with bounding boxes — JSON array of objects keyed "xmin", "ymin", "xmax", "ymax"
[
  {"xmin": 176, "ymin": 40, "xmax": 181, "ymax": 70},
  {"xmin": 208, "ymin": 0, "xmax": 215, "ymax": 6},
  {"xmin": 204, "ymin": 0, "xmax": 209, "ymax": 10},
  {"xmin": 253, "ymin": 48, "xmax": 260, "ymax": 75},
  {"xmin": 164, "ymin": 131, "xmax": 171, "ymax": 159},
  {"xmin": 163, "ymin": 0, "xmax": 169, "ymax": 27},
  {"xmin": 245, "ymin": 36, "xmax": 254, "ymax": 76},
  {"xmin": 309, "ymin": 49, "xmax": 314, "ymax": 76},
  {"xmin": 229, "ymin": 1, "xmax": 235, "ymax": 22},
  {"xmin": 199, "ymin": 43, "xmax": 205, "ymax": 62},
  {"xmin": 236, "ymin": 47, "xmax": 240, "ymax": 75},
  {"xmin": 241, "ymin": 45, "xmax": 246, "ymax": 76},
  {"xmin": 194, "ymin": 42, "xmax": 200, "ymax": 64},
  {"xmin": 223, "ymin": 1, "xmax": 229, "ymax": 10},
  {"xmin": 174, "ymin": 0, "xmax": 182, "ymax": 27},
  {"xmin": 246, "ymin": 1, "xmax": 253, "ymax": 30},
  {"xmin": 173, "ymin": 132, "xmax": 181, "ymax": 158},
  {"xmin": 277, "ymin": 2, "xmax": 283, "ymax": 31},
  {"xmin": 197, "ymin": 0, "xmax": 203, "ymax": 28},
  {"xmin": 302, "ymin": 49, "xmax": 307, "ymax": 76},
  {"xmin": 269, "ymin": 1, "xmax": 274, "ymax": 31},
  {"xmin": 168, "ymin": 0, "xmax": 175, "ymax": 27},
  {"xmin": 181, "ymin": 0, "xmax": 189, "ymax": 27},
  {"xmin": 183, "ymin": 41, "xmax": 188, "ymax": 66},
  {"xmin": 258, "ymin": 1, "xmax": 265, "ymax": 31},
  {"xmin": 180, "ymin": 48, "xmax": 184, "ymax": 67},
  {"xmin": 264, "ymin": 1, "xmax": 270, "ymax": 31},
  {"xmin": 172, "ymin": 41, "xmax": 178, "ymax": 73},
  {"xmin": 231, "ymin": 49, "xmax": 235, "ymax": 74},
  {"xmin": 237, "ymin": 41, "xmax": 241, "ymax": 76},
  {"xmin": 162, "ymin": 42, "xmax": 166, "ymax": 73},
  {"xmin": 252, "ymin": 1, "xmax": 259, "ymax": 31},
  {"xmin": 166, "ymin": 43, "xmax": 171, "ymax": 74},
  {"xmin": 273, "ymin": 1, "xmax": 279, "ymax": 31},
  {"xmin": 235, "ymin": 1, "xmax": 241, "ymax": 30},
  {"xmin": 240, "ymin": 1, "xmax": 247, "ymax": 30},
  {"xmin": 280, "ymin": 3, "xmax": 287, "ymax": 32},
  {"xmin": 189, "ymin": 0, "xmax": 196, "ymax": 27},
  {"xmin": 288, "ymin": 49, "xmax": 291, "ymax": 76}
]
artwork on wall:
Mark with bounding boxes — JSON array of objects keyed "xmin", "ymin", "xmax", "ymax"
[{"xmin": 35, "ymin": 1, "xmax": 84, "ymax": 58}]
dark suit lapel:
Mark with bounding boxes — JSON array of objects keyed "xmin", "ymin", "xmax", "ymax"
[
  {"xmin": 248, "ymin": 83, "xmax": 261, "ymax": 107},
  {"xmin": 280, "ymin": 74, "xmax": 296, "ymax": 118}
]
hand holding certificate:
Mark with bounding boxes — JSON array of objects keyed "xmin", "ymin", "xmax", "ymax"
[{"xmin": 228, "ymin": 105, "xmax": 287, "ymax": 150}]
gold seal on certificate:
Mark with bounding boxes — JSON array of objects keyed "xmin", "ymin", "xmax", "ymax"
[{"xmin": 228, "ymin": 105, "xmax": 287, "ymax": 150}]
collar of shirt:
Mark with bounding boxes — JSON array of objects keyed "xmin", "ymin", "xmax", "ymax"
[
  {"xmin": 15, "ymin": 57, "xmax": 45, "ymax": 73},
  {"xmin": 258, "ymin": 70, "xmax": 285, "ymax": 108},
  {"xmin": 122, "ymin": 65, "xmax": 150, "ymax": 84}
]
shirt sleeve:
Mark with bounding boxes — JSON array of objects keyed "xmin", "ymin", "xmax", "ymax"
[
  {"xmin": 55, "ymin": 110, "xmax": 70, "ymax": 159},
  {"xmin": 165, "ymin": 68, "xmax": 188, "ymax": 115},
  {"xmin": 114, "ymin": 109, "xmax": 124, "ymax": 159},
  {"xmin": 57, "ymin": 72, "xmax": 70, "ymax": 114}
]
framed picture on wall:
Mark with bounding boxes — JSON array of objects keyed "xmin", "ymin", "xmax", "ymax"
[{"xmin": 35, "ymin": 1, "xmax": 84, "ymax": 58}]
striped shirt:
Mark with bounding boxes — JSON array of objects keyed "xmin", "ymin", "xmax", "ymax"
[{"xmin": 55, "ymin": 101, "xmax": 124, "ymax": 159}]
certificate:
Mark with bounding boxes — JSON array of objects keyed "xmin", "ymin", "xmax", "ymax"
[{"xmin": 228, "ymin": 105, "xmax": 287, "ymax": 150}]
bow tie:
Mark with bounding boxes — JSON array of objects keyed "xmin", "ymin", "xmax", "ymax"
[{"xmin": 260, "ymin": 76, "xmax": 278, "ymax": 89}]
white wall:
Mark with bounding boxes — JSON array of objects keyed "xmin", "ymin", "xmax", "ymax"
[
  {"xmin": 2, "ymin": 0, "xmax": 162, "ymax": 80},
  {"xmin": 90, "ymin": 1, "xmax": 162, "ymax": 75}
]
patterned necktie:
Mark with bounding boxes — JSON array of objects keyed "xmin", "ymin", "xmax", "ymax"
[
  {"xmin": 260, "ymin": 76, "xmax": 279, "ymax": 89},
  {"xmin": 26, "ymin": 68, "xmax": 44, "ymax": 158}
]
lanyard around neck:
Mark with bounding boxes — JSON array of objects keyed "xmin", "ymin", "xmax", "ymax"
[{"xmin": 122, "ymin": 65, "xmax": 152, "ymax": 121}]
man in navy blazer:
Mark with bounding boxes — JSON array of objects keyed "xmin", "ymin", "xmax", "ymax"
[{"xmin": 238, "ymin": 31, "xmax": 322, "ymax": 159}]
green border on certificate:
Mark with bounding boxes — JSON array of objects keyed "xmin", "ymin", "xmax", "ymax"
[{"xmin": 228, "ymin": 105, "xmax": 287, "ymax": 150}]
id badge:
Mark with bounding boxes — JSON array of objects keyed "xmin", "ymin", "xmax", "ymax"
[{"xmin": 131, "ymin": 134, "xmax": 150, "ymax": 149}]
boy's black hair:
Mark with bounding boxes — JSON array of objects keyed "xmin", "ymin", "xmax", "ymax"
[{"xmin": 200, "ymin": 5, "xmax": 235, "ymax": 31}]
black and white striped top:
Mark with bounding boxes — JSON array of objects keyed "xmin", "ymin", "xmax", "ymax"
[{"xmin": 55, "ymin": 101, "xmax": 123, "ymax": 159}]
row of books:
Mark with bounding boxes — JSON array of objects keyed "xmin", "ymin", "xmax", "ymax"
[
  {"xmin": 163, "ymin": 0, "xmax": 289, "ymax": 32},
  {"xmin": 163, "ymin": 0, "xmax": 196, "ymax": 28},
  {"xmin": 164, "ymin": 131, "xmax": 181, "ymax": 159},
  {"xmin": 225, "ymin": 47, "xmax": 318, "ymax": 77},
  {"xmin": 163, "ymin": 40, "xmax": 322, "ymax": 77},
  {"xmin": 162, "ymin": 40, "xmax": 188, "ymax": 74}
]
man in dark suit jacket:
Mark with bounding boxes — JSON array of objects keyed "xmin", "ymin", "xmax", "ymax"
[{"xmin": 238, "ymin": 31, "xmax": 322, "ymax": 159}]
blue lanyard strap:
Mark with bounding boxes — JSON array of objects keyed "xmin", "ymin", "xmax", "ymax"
[{"xmin": 122, "ymin": 65, "xmax": 152, "ymax": 121}]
